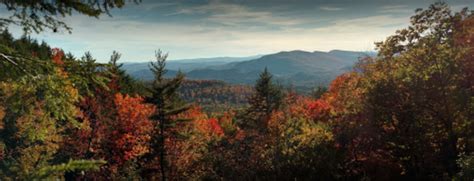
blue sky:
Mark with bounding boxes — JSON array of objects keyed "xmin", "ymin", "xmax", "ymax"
[{"xmin": 4, "ymin": 0, "xmax": 474, "ymax": 62}]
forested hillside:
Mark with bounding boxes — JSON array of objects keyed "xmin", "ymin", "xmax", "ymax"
[
  {"xmin": 123, "ymin": 50, "xmax": 372, "ymax": 86},
  {"xmin": 123, "ymin": 56, "xmax": 260, "ymax": 72},
  {"xmin": 178, "ymin": 80, "xmax": 253, "ymax": 112},
  {"xmin": 0, "ymin": 1, "xmax": 473, "ymax": 180}
]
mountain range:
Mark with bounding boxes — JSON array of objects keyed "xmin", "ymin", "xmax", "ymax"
[{"xmin": 122, "ymin": 50, "xmax": 375, "ymax": 87}]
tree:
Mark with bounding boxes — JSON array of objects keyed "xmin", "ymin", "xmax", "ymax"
[
  {"xmin": 0, "ymin": 0, "xmax": 139, "ymax": 82},
  {"xmin": 143, "ymin": 50, "xmax": 190, "ymax": 180},
  {"xmin": 58, "ymin": 51, "xmax": 151, "ymax": 179},
  {"xmin": 241, "ymin": 67, "xmax": 283, "ymax": 131},
  {"xmin": 324, "ymin": 3, "xmax": 474, "ymax": 179},
  {"xmin": 266, "ymin": 95, "xmax": 341, "ymax": 180},
  {"xmin": 0, "ymin": 53, "xmax": 103, "ymax": 179},
  {"xmin": 0, "ymin": 30, "xmax": 55, "ymax": 80},
  {"xmin": 207, "ymin": 68, "xmax": 285, "ymax": 179},
  {"xmin": 456, "ymin": 153, "xmax": 474, "ymax": 180},
  {"xmin": 367, "ymin": 3, "xmax": 472, "ymax": 178},
  {"xmin": 166, "ymin": 106, "xmax": 225, "ymax": 179},
  {"xmin": 109, "ymin": 93, "xmax": 154, "ymax": 175},
  {"xmin": 221, "ymin": 68, "xmax": 284, "ymax": 179},
  {"xmin": 107, "ymin": 51, "xmax": 145, "ymax": 95},
  {"xmin": 0, "ymin": 0, "xmax": 141, "ymax": 34}
]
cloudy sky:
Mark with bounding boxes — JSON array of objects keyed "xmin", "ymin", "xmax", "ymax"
[{"xmin": 6, "ymin": 0, "xmax": 474, "ymax": 62}]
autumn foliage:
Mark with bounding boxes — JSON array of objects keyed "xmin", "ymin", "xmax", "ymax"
[
  {"xmin": 112, "ymin": 94, "xmax": 154, "ymax": 164},
  {"xmin": 0, "ymin": 2, "xmax": 473, "ymax": 180}
]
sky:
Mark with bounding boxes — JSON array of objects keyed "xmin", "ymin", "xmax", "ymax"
[{"xmin": 4, "ymin": 0, "xmax": 474, "ymax": 62}]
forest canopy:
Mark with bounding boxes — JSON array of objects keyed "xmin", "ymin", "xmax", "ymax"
[{"xmin": 0, "ymin": 1, "xmax": 473, "ymax": 180}]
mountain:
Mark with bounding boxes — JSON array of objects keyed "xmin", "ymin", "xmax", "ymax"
[
  {"xmin": 186, "ymin": 50, "xmax": 373, "ymax": 86},
  {"xmin": 122, "ymin": 50, "xmax": 374, "ymax": 87},
  {"xmin": 123, "ymin": 55, "xmax": 261, "ymax": 79}
]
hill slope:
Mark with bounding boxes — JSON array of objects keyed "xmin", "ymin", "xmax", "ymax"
[
  {"xmin": 123, "ymin": 50, "xmax": 373, "ymax": 86},
  {"xmin": 123, "ymin": 56, "xmax": 260, "ymax": 78},
  {"xmin": 187, "ymin": 50, "xmax": 372, "ymax": 86}
]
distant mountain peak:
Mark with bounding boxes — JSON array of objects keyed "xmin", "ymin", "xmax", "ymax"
[{"xmin": 123, "ymin": 49, "xmax": 370, "ymax": 87}]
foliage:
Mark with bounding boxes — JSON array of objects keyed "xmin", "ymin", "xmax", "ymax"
[
  {"xmin": 0, "ymin": 0, "xmax": 141, "ymax": 33},
  {"xmin": 142, "ymin": 50, "xmax": 190, "ymax": 180},
  {"xmin": 323, "ymin": 2, "xmax": 474, "ymax": 179},
  {"xmin": 0, "ymin": 2, "xmax": 473, "ymax": 180},
  {"xmin": 0, "ymin": 49, "xmax": 103, "ymax": 179},
  {"xmin": 60, "ymin": 59, "xmax": 152, "ymax": 179},
  {"xmin": 456, "ymin": 153, "xmax": 474, "ymax": 180},
  {"xmin": 178, "ymin": 80, "xmax": 253, "ymax": 113},
  {"xmin": 108, "ymin": 51, "xmax": 146, "ymax": 95},
  {"xmin": 267, "ymin": 95, "xmax": 342, "ymax": 180},
  {"xmin": 164, "ymin": 106, "xmax": 225, "ymax": 179},
  {"xmin": 240, "ymin": 68, "xmax": 283, "ymax": 131},
  {"xmin": 30, "ymin": 159, "xmax": 105, "ymax": 180}
]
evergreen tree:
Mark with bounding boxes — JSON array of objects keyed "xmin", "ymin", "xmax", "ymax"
[
  {"xmin": 243, "ymin": 68, "xmax": 283, "ymax": 131},
  {"xmin": 107, "ymin": 51, "xmax": 145, "ymax": 95},
  {"xmin": 0, "ymin": 0, "xmax": 141, "ymax": 34},
  {"xmin": 143, "ymin": 50, "xmax": 190, "ymax": 180},
  {"xmin": 227, "ymin": 68, "xmax": 284, "ymax": 179}
]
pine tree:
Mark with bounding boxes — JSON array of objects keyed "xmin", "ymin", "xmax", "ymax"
[
  {"xmin": 143, "ymin": 50, "xmax": 190, "ymax": 180},
  {"xmin": 107, "ymin": 51, "xmax": 145, "ymax": 95},
  {"xmin": 0, "ymin": 0, "xmax": 140, "ymax": 34},
  {"xmin": 229, "ymin": 68, "xmax": 284, "ymax": 178},
  {"xmin": 243, "ymin": 68, "xmax": 283, "ymax": 131}
]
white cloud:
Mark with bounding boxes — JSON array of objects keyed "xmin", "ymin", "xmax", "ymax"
[
  {"xmin": 378, "ymin": 5, "xmax": 413, "ymax": 14},
  {"xmin": 8, "ymin": 1, "xmax": 421, "ymax": 62},
  {"xmin": 141, "ymin": 2, "xmax": 177, "ymax": 11},
  {"xmin": 170, "ymin": 1, "xmax": 306, "ymax": 26},
  {"xmin": 22, "ymin": 13, "xmax": 411, "ymax": 62},
  {"xmin": 325, "ymin": 15, "xmax": 409, "ymax": 30},
  {"xmin": 319, "ymin": 6, "xmax": 344, "ymax": 11}
]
